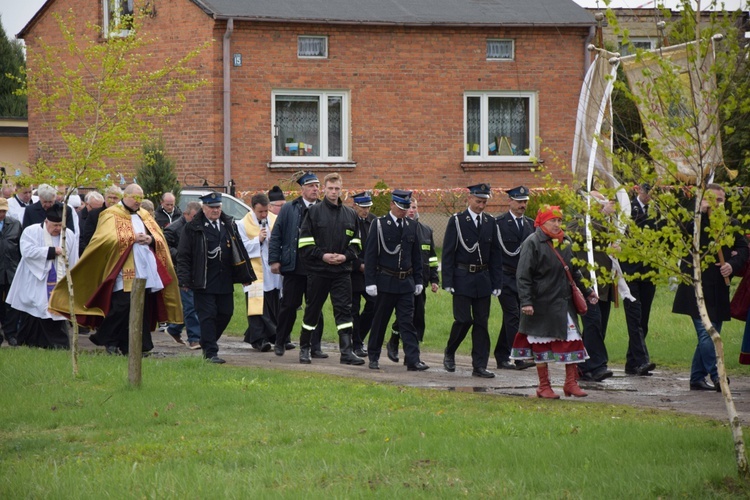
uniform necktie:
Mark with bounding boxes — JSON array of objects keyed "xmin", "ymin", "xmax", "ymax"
[
  {"xmin": 516, "ymin": 217, "xmax": 523, "ymax": 234},
  {"xmin": 643, "ymin": 204, "xmax": 649, "ymax": 217},
  {"xmin": 213, "ymin": 221, "xmax": 220, "ymax": 232},
  {"xmin": 396, "ymin": 218, "xmax": 403, "ymax": 230},
  {"xmin": 476, "ymin": 215, "xmax": 481, "ymax": 228}
]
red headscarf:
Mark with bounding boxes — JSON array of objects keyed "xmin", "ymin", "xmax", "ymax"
[{"xmin": 534, "ymin": 205, "xmax": 564, "ymax": 243}]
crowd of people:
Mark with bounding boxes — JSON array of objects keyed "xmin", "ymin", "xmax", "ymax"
[{"xmin": 0, "ymin": 175, "xmax": 746, "ymax": 397}]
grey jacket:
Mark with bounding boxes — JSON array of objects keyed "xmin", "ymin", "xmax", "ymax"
[{"xmin": 517, "ymin": 228, "xmax": 590, "ymax": 340}]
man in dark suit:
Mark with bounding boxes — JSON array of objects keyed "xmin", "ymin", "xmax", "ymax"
[
  {"xmin": 493, "ymin": 186, "xmax": 535, "ymax": 371},
  {"xmin": 79, "ymin": 185, "xmax": 123, "ymax": 256},
  {"xmin": 350, "ymin": 191, "xmax": 376, "ymax": 357},
  {"xmin": 442, "ymin": 183, "xmax": 503, "ymax": 378},
  {"xmin": 365, "ymin": 190, "xmax": 428, "ymax": 371},
  {"xmin": 23, "ymin": 184, "xmax": 75, "ymax": 233},
  {"xmin": 386, "ymin": 197, "xmax": 439, "ymax": 362},
  {"xmin": 622, "ymin": 183, "xmax": 658, "ymax": 376}
]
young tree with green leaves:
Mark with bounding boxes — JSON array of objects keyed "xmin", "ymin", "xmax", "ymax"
[
  {"xmin": 136, "ymin": 138, "xmax": 181, "ymax": 207},
  {"xmin": 544, "ymin": 0, "xmax": 750, "ymax": 477},
  {"xmin": 17, "ymin": 10, "xmax": 208, "ymax": 376}
]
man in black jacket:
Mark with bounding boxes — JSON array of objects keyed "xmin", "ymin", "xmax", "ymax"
[
  {"xmin": 298, "ymin": 173, "xmax": 363, "ymax": 365},
  {"xmin": 442, "ymin": 183, "xmax": 503, "ymax": 378},
  {"xmin": 23, "ymin": 184, "xmax": 75, "ymax": 233},
  {"xmin": 366, "ymin": 190, "xmax": 428, "ymax": 371},
  {"xmin": 622, "ymin": 183, "xmax": 658, "ymax": 376},
  {"xmin": 268, "ymin": 172, "xmax": 326, "ymax": 357},
  {"xmin": 154, "ymin": 192, "xmax": 182, "ymax": 229},
  {"xmin": 350, "ymin": 191, "xmax": 376, "ymax": 357},
  {"xmin": 0, "ymin": 197, "xmax": 21, "ymax": 346},
  {"xmin": 386, "ymin": 197, "xmax": 439, "ymax": 363},
  {"xmin": 164, "ymin": 201, "xmax": 202, "ymax": 349},
  {"xmin": 493, "ymin": 186, "xmax": 535, "ymax": 371},
  {"xmin": 176, "ymin": 192, "xmax": 255, "ymax": 363}
]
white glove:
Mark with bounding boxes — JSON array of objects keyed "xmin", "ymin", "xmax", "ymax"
[
  {"xmin": 414, "ymin": 284, "xmax": 424, "ymax": 295},
  {"xmin": 444, "ymin": 287, "xmax": 455, "ymax": 294},
  {"xmin": 366, "ymin": 285, "xmax": 378, "ymax": 297},
  {"xmin": 492, "ymin": 289, "xmax": 501, "ymax": 297}
]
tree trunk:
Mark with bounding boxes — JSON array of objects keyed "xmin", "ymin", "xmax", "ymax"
[
  {"xmin": 692, "ymin": 209, "xmax": 749, "ymax": 478},
  {"xmin": 59, "ymin": 195, "xmax": 79, "ymax": 378}
]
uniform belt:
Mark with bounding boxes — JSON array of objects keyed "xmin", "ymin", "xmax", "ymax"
[
  {"xmin": 457, "ymin": 263, "xmax": 488, "ymax": 273},
  {"xmin": 378, "ymin": 267, "xmax": 413, "ymax": 279}
]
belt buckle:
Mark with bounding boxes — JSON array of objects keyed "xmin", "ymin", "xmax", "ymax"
[
  {"xmin": 398, "ymin": 271, "xmax": 407, "ymax": 279},
  {"xmin": 469, "ymin": 264, "xmax": 477, "ymax": 273}
]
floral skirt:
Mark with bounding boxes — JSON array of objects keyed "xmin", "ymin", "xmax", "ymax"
[{"xmin": 510, "ymin": 313, "xmax": 588, "ymax": 364}]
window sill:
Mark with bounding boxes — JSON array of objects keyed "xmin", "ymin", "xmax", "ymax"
[
  {"xmin": 461, "ymin": 161, "xmax": 537, "ymax": 172},
  {"xmin": 268, "ymin": 161, "xmax": 357, "ymax": 170}
]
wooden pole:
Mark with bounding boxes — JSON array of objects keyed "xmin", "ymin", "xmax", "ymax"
[{"xmin": 128, "ymin": 278, "xmax": 147, "ymax": 387}]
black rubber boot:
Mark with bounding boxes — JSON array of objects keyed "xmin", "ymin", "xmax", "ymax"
[{"xmin": 339, "ymin": 333, "xmax": 365, "ymax": 365}]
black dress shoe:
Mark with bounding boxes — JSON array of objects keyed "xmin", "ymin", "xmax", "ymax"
[
  {"xmin": 354, "ymin": 348, "xmax": 367, "ymax": 358},
  {"xmin": 105, "ymin": 345, "xmax": 121, "ymax": 355},
  {"xmin": 498, "ymin": 360, "xmax": 517, "ymax": 370},
  {"xmin": 311, "ymin": 350, "xmax": 329, "ymax": 359},
  {"xmin": 579, "ymin": 371, "xmax": 596, "ymax": 382},
  {"xmin": 712, "ymin": 377, "xmax": 729, "ymax": 393},
  {"xmin": 285, "ymin": 342, "xmax": 297, "ymax": 350},
  {"xmin": 407, "ymin": 361, "xmax": 429, "ymax": 371},
  {"xmin": 369, "ymin": 360, "xmax": 380, "ymax": 370},
  {"xmin": 260, "ymin": 341, "xmax": 273, "ymax": 353},
  {"xmin": 208, "ymin": 356, "xmax": 226, "ymax": 364},
  {"xmin": 515, "ymin": 360, "xmax": 535, "ymax": 370},
  {"xmin": 592, "ymin": 367, "xmax": 614, "ymax": 382},
  {"xmin": 635, "ymin": 362, "xmax": 656, "ymax": 375},
  {"xmin": 274, "ymin": 344, "xmax": 284, "ymax": 356},
  {"xmin": 443, "ymin": 354, "xmax": 455, "ymax": 372},
  {"xmin": 472, "ymin": 367, "xmax": 496, "ymax": 378},
  {"xmin": 299, "ymin": 348, "xmax": 311, "ymax": 364},
  {"xmin": 7, "ymin": 336, "xmax": 18, "ymax": 347},
  {"xmin": 386, "ymin": 343, "xmax": 399, "ymax": 363},
  {"xmin": 690, "ymin": 380, "xmax": 715, "ymax": 391}
]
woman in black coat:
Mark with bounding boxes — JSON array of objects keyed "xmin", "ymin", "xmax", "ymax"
[{"xmin": 511, "ymin": 205, "xmax": 597, "ymax": 399}]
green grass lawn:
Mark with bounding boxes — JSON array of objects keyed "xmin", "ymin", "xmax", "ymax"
[
  {"xmin": 1, "ymin": 348, "xmax": 747, "ymax": 498},
  {"xmin": 230, "ymin": 284, "xmax": 750, "ymax": 374}
]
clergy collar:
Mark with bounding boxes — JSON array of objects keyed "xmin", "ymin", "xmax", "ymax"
[{"xmin": 121, "ymin": 200, "xmax": 139, "ymax": 214}]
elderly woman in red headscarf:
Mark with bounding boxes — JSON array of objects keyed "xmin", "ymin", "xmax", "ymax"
[{"xmin": 510, "ymin": 205, "xmax": 598, "ymax": 399}]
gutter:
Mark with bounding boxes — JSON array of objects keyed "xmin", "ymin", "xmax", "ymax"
[{"xmin": 222, "ymin": 18, "xmax": 234, "ymax": 188}]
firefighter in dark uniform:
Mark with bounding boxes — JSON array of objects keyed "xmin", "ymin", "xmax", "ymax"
[
  {"xmin": 442, "ymin": 183, "xmax": 503, "ymax": 378},
  {"xmin": 493, "ymin": 186, "xmax": 535, "ymax": 370},
  {"xmin": 297, "ymin": 173, "xmax": 364, "ymax": 365},
  {"xmin": 177, "ymin": 192, "xmax": 255, "ymax": 363},
  {"xmin": 350, "ymin": 191, "xmax": 376, "ymax": 357},
  {"xmin": 386, "ymin": 197, "xmax": 439, "ymax": 363},
  {"xmin": 365, "ymin": 190, "xmax": 428, "ymax": 371},
  {"xmin": 268, "ymin": 172, "xmax": 326, "ymax": 358}
]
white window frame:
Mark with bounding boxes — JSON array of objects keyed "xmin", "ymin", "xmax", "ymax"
[
  {"xmin": 486, "ymin": 39, "xmax": 515, "ymax": 61},
  {"xmin": 298, "ymin": 36, "xmax": 328, "ymax": 59},
  {"xmin": 103, "ymin": 0, "xmax": 134, "ymax": 38},
  {"xmin": 618, "ymin": 37, "xmax": 657, "ymax": 56},
  {"xmin": 463, "ymin": 91, "xmax": 537, "ymax": 162},
  {"xmin": 271, "ymin": 90, "xmax": 349, "ymax": 163}
]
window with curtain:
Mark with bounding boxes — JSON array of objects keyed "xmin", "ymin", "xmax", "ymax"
[
  {"xmin": 273, "ymin": 91, "xmax": 347, "ymax": 161},
  {"xmin": 464, "ymin": 92, "xmax": 536, "ymax": 161},
  {"xmin": 103, "ymin": 0, "xmax": 134, "ymax": 38},
  {"xmin": 486, "ymin": 39, "xmax": 514, "ymax": 60},
  {"xmin": 298, "ymin": 36, "xmax": 328, "ymax": 58}
]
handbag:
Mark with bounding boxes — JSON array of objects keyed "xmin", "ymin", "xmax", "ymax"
[{"xmin": 547, "ymin": 241, "xmax": 588, "ymax": 315}]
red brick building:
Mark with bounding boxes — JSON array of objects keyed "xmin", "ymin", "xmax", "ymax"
[{"xmin": 20, "ymin": 0, "xmax": 594, "ymax": 195}]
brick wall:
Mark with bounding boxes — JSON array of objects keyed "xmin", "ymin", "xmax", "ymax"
[{"xmin": 24, "ymin": 0, "xmax": 590, "ymax": 195}]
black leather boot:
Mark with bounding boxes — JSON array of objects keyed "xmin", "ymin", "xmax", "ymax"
[
  {"xmin": 339, "ymin": 333, "xmax": 365, "ymax": 365},
  {"xmin": 299, "ymin": 347, "xmax": 311, "ymax": 364},
  {"xmin": 387, "ymin": 332, "xmax": 399, "ymax": 363}
]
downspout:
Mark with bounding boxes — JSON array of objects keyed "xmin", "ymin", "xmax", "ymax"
[
  {"xmin": 222, "ymin": 18, "xmax": 234, "ymax": 189},
  {"xmin": 584, "ymin": 25, "xmax": 595, "ymax": 74}
]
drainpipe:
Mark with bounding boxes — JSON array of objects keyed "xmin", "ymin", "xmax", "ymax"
[
  {"xmin": 584, "ymin": 25, "xmax": 595, "ymax": 74},
  {"xmin": 222, "ymin": 18, "xmax": 234, "ymax": 189}
]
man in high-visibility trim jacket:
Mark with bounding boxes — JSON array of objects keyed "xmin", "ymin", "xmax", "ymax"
[{"xmin": 297, "ymin": 172, "xmax": 364, "ymax": 365}]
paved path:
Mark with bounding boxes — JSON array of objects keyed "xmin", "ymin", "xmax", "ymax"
[{"xmin": 127, "ymin": 332, "xmax": 750, "ymax": 424}]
